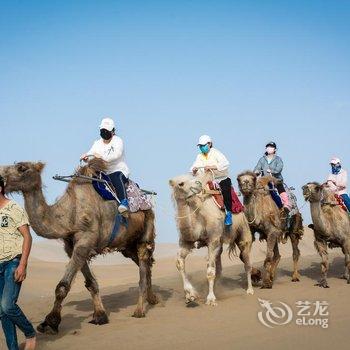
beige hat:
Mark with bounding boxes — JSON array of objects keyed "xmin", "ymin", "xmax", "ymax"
[
  {"xmin": 99, "ymin": 118, "xmax": 115, "ymax": 131},
  {"xmin": 197, "ymin": 134, "xmax": 212, "ymax": 145},
  {"xmin": 330, "ymin": 157, "xmax": 341, "ymax": 165}
]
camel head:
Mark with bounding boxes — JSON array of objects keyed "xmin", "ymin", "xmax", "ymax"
[
  {"xmin": 169, "ymin": 173, "xmax": 211, "ymax": 201},
  {"xmin": 302, "ymin": 182, "xmax": 323, "ymax": 202},
  {"xmin": 237, "ymin": 171, "xmax": 257, "ymax": 196},
  {"xmin": 0, "ymin": 162, "xmax": 45, "ymax": 194}
]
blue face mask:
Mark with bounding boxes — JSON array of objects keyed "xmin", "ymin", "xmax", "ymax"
[
  {"xmin": 199, "ymin": 144, "xmax": 210, "ymax": 154},
  {"xmin": 331, "ymin": 164, "xmax": 341, "ymax": 175}
]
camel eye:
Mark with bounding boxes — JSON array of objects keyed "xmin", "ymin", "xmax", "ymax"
[
  {"xmin": 17, "ymin": 164, "xmax": 28, "ymax": 173},
  {"xmin": 178, "ymin": 182, "xmax": 185, "ymax": 187}
]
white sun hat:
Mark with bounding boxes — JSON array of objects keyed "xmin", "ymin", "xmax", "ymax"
[
  {"xmin": 330, "ymin": 157, "xmax": 341, "ymax": 165},
  {"xmin": 99, "ymin": 117, "xmax": 115, "ymax": 131},
  {"xmin": 197, "ymin": 135, "xmax": 212, "ymax": 145}
]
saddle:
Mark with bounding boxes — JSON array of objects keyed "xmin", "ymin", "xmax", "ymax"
[
  {"xmin": 334, "ymin": 195, "xmax": 348, "ymax": 212},
  {"xmin": 207, "ymin": 181, "xmax": 244, "ymax": 214},
  {"xmin": 92, "ymin": 172, "xmax": 153, "ymax": 213}
]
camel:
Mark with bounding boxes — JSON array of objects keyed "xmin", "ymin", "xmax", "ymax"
[
  {"xmin": 169, "ymin": 172, "xmax": 254, "ymax": 306},
  {"xmin": 0, "ymin": 159, "xmax": 158, "ymax": 334},
  {"xmin": 237, "ymin": 171, "xmax": 304, "ymax": 288},
  {"xmin": 302, "ymin": 182, "xmax": 350, "ymax": 287}
]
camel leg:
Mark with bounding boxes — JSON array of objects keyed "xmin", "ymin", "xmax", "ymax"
[
  {"xmin": 62, "ymin": 239, "xmax": 108, "ymax": 325},
  {"xmin": 270, "ymin": 241, "xmax": 281, "ymax": 282},
  {"xmin": 81, "ymin": 263, "xmax": 109, "ymax": 325},
  {"xmin": 37, "ymin": 242, "xmax": 91, "ymax": 334},
  {"xmin": 262, "ymin": 233, "xmax": 278, "ymax": 289},
  {"xmin": 342, "ymin": 243, "xmax": 350, "ymax": 284},
  {"xmin": 176, "ymin": 242, "xmax": 198, "ymax": 304},
  {"xmin": 215, "ymin": 245, "xmax": 223, "ymax": 279},
  {"xmin": 314, "ymin": 238, "xmax": 329, "ymax": 288},
  {"xmin": 206, "ymin": 241, "xmax": 221, "ymax": 306},
  {"xmin": 238, "ymin": 242, "xmax": 254, "ymax": 295},
  {"xmin": 133, "ymin": 242, "xmax": 156, "ymax": 317},
  {"xmin": 290, "ymin": 234, "xmax": 301, "ymax": 282}
]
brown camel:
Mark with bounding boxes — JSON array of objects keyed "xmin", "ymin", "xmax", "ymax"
[
  {"xmin": 170, "ymin": 172, "xmax": 254, "ymax": 306},
  {"xmin": 0, "ymin": 159, "xmax": 158, "ymax": 334},
  {"xmin": 302, "ymin": 182, "xmax": 350, "ymax": 287},
  {"xmin": 237, "ymin": 171, "xmax": 304, "ymax": 288}
]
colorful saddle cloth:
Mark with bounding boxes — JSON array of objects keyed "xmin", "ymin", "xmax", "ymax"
[
  {"xmin": 335, "ymin": 194, "xmax": 348, "ymax": 212},
  {"xmin": 92, "ymin": 172, "xmax": 153, "ymax": 213},
  {"xmin": 207, "ymin": 181, "xmax": 244, "ymax": 214}
]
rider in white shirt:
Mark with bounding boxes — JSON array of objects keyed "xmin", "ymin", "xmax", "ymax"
[
  {"xmin": 326, "ymin": 157, "xmax": 350, "ymax": 212},
  {"xmin": 81, "ymin": 118, "xmax": 130, "ymax": 213},
  {"xmin": 191, "ymin": 135, "xmax": 233, "ymax": 226}
]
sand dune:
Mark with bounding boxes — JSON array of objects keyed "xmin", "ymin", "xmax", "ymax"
[{"xmin": 1, "ymin": 228, "xmax": 349, "ymax": 350}]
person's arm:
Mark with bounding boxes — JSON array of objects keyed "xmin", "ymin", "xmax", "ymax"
[
  {"xmin": 190, "ymin": 155, "xmax": 202, "ymax": 174},
  {"xmin": 103, "ymin": 138, "xmax": 124, "ymax": 162},
  {"xmin": 15, "ymin": 224, "xmax": 32, "ymax": 282},
  {"xmin": 253, "ymin": 158, "xmax": 263, "ymax": 174},
  {"xmin": 272, "ymin": 157, "xmax": 283, "ymax": 175},
  {"xmin": 215, "ymin": 150, "xmax": 229, "ymax": 172},
  {"xmin": 81, "ymin": 141, "xmax": 98, "ymax": 160},
  {"xmin": 335, "ymin": 171, "xmax": 347, "ymax": 190}
]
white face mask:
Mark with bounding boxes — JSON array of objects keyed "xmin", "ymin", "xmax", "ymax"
[{"xmin": 266, "ymin": 146, "xmax": 275, "ymax": 155}]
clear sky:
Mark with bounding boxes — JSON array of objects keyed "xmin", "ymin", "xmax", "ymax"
[{"xmin": 1, "ymin": 0, "xmax": 349, "ymax": 242}]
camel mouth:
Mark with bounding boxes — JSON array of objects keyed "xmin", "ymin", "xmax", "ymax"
[{"xmin": 302, "ymin": 187, "xmax": 311, "ymax": 200}]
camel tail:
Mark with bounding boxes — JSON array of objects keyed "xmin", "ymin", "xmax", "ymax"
[{"xmin": 228, "ymin": 239, "xmax": 238, "ymax": 259}]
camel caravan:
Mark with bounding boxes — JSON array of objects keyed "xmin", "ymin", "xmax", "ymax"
[{"xmin": 0, "ymin": 117, "xmax": 349, "ymax": 342}]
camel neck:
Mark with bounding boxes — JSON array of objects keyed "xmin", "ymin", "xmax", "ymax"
[
  {"xmin": 310, "ymin": 201, "xmax": 327, "ymax": 233},
  {"xmin": 23, "ymin": 188, "xmax": 64, "ymax": 239}
]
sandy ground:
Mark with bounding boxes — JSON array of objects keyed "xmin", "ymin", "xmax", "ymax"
[{"xmin": 1, "ymin": 228, "xmax": 349, "ymax": 350}]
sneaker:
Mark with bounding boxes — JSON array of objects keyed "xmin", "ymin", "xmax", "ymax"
[
  {"xmin": 118, "ymin": 199, "xmax": 129, "ymax": 214},
  {"xmin": 224, "ymin": 211, "xmax": 232, "ymax": 226}
]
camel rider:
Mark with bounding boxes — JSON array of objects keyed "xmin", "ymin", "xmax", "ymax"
[
  {"xmin": 191, "ymin": 135, "xmax": 233, "ymax": 226},
  {"xmin": 80, "ymin": 118, "xmax": 130, "ymax": 214},
  {"xmin": 254, "ymin": 141, "xmax": 290, "ymax": 211},
  {"xmin": 326, "ymin": 157, "xmax": 350, "ymax": 212}
]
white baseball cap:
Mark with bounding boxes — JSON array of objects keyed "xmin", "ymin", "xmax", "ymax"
[
  {"xmin": 99, "ymin": 118, "xmax": 115, "ymax": 131},
  {"xmin": 197, "ymin": 135, "xmax": 212, "ymax": 145},
  {"xmin": 330, "ymin": 157, "xmax": 341, "ymax": 165}
]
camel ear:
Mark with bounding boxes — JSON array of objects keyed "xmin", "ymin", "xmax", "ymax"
[
  {"xmin": 34, "ymin": 162, "xmax": 45, "ymax": 173},
  {"xmin": 169, "ymin": 179, "xmax": 175, "ymax": 187}
]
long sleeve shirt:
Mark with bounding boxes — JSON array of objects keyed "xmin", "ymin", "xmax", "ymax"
[
  {"xmin": 87, "ymin": 135, "xmax": 130, "ymax": 177},
  {"xmin": 254, "ymin": 155, "xmax": 284, "ymax": 180},
  {"xmin": 327, "ymin": 169, "xmax": 348, "ymax": 195},
  {"xmin": 190, "ymin": 147, "xmax": 230, "ymax": 181}
]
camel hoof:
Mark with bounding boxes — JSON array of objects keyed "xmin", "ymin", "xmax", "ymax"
[
  {"xmin": 185, "ymin": 290, "xmax": 198, "ymax": 304},
  {"xmin": 246, "ymin": 288, "xmax": 254, "ymax": 295},
  {"xmin": 205, "ymin": 298, "xmax": 217, "ymax": 306},
  {"xmin": 132, "ymin": 309, "xmax": 146, "ymax": 318},
  {"xmin": 89, "ymin": 311, "xmax": 109, "ymax": 325},
  {"xmin": 147, "ymin": 293, "xmax": 159, "ymax": 305},
  {"xmin": 292, "ymin": 277, "xmax": 300, "ymax": 282},
  {"xmin": 261, "ymin": 282, "xmax": 273, "ymax": 289},
  {"xmin": 251, "ymin": 269, "xmax": 262, "ymax": 284},
  {"xmin": 315, "ymin": 282, "xmax": 330, "ymax": 288},
  {"xmin": 37, "ymin": 321, "xmax": 58, "ymax": 335}
]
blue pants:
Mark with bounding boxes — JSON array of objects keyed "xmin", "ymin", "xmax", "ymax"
[
  {"xmin": 108, "ymin": 171, "xmax": 128, "ymax": 202},
  {"xmin": 0, "ymin": 257, "xmax": 35, "ymax": 350},
  {"xmin": 341, "ymin": 194, "xmax": 350, "ymax": 212}
]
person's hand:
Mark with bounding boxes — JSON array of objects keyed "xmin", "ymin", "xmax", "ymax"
[
  {"xmin": 14, "ymin": 264, "xmax": 27, "ymax": 282},
  {"xmin": 192, "ymin": 167, "xmax": 198, "ymax": 175},
  {"xmin": 266, "ymin": 168, "xmax": 272, "ymax": 174},
  {"xmin": 93, "ymin": 153, "xmax": 102, "ymax": 159},
  {"xmin": 205, "ymin": 166, "xmax": 217, "ymax": 172},
  {"xmin": 80, "ymin": 154, "xmax": 89, "ymax": 162}
]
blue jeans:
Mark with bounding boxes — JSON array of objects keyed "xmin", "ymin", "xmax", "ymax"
[
  {"xmin": 0, "ymin": 257, "xmax": 35, "ymax": 350},
  {"xmin": 108, "ymin": 171, "xmax": 128, "ymax": 202},
  {"xmin": 341, "ymin": 194, "xmax": 350, "ymax": 212}
]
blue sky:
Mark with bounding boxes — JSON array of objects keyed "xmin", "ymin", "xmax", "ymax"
[{"xmin": 1, "ymin": 0, "xmax": 349, "ymax": 242}]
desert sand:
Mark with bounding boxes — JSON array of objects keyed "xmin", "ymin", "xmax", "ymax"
[{"xmin": 1, "ymin": 227, "xmax": 349, "ymax": 350}]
